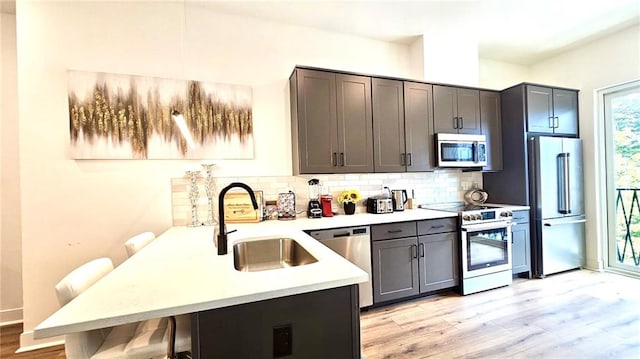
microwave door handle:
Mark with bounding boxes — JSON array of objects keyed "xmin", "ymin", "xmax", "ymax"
[{"xmin": 472, "ymin": 141, "xmax": 478, "ymax": 163}]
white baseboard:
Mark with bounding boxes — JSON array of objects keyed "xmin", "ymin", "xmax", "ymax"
[
  {"xmin": 18, "ymin": 330, "xmax": 65, "ymax": 353},
  {"xmin": 0, "ymin": 307, "xmax": 23, "ymax": 326},
  {"xmin": 585, "ymin": 258, "xmax": 604, "ymax": 272}
]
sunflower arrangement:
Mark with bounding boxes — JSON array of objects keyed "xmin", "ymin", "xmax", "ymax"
[{"xmin": 337, "ymin": 189, "xmax": 362, "ymax": 204}]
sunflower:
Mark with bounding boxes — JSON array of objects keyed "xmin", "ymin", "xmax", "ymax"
[{"xmin": 337, "ymin": 189, "xmax": 361, "ymax": 204}]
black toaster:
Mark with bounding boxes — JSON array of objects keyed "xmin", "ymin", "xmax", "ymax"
[{"xmin": 366, "ymin": 197, "xmax": 393, "ymax": 214}]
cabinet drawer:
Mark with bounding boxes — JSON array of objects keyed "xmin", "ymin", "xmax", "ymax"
[
  {"xmin": 417, "ymin": 217, "xmax": 457, "ymax": 235},
  {"xmin": 372, "ymin": 222, "xmax": 416, "ymax": 241},
  {"xmin": 512, "ymin": 210, "xmax": 530, "ymax": 224}
]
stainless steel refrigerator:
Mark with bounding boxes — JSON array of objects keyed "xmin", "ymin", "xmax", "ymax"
[{"xmin": 529, "ymin": 136, "xmax": 586, "ymax": 277}]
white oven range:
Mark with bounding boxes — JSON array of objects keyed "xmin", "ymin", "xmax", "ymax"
[{"xmin": 421, "ymin": 203, "xmax": 516, "ymax": 295}]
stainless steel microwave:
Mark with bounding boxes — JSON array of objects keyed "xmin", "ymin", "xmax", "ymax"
[{"xmin": 436, "ymin": 133, "xmax": 487, "ymax": 167}]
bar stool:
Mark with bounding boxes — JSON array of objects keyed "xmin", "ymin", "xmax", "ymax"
[
  {"xmin": 123, "ymin": 232, "xmax": 192, "ymax": 358},
  {"xmin": 55, "ymin": 257, "xmax": 190, "ymax": 359},
  {"xmin": 124, "ymin": 231, "xmax": 156, "ymax": 257}
]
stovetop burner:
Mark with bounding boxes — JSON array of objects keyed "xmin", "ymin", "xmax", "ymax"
[
  {"xmin": 419, "ymin": 202, "xmax": 516, "ymax": 225},
  {"xmin": 419, "ymin": 202, "xmax": 501, "ymax": 213}
]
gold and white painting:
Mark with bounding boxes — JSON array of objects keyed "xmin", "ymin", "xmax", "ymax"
[{"xmin": 68, "ymin": 70, "xmax": 254, "ymax": 159}]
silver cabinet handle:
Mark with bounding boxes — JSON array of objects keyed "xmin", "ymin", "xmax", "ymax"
[
  {"xmin": 554, "ymin": 116, "xmax": 559, "ymax": 128},
  {"xmin": 419, "ymin": 243, "xmax": 425, "ymax": 258},
  {"xmin": 332, "ymin": 152, "xmax": 337, "ymax": 166},
  {"xmin": 401, "ymin": 153, "xmax": 406, "ymax": 166},
  {"xmin": 549, "ymin": 116, "xmax": 555, "ymax": 128},
  {"xmin": 411, "ymin": 244, "xmax": 418, "ymax": 259},
  {"xmin": 407, "ymin": 153, "xmax": 412, "ymax": 166},
  {"xmin": 459, "ymin": 117, "xmax": 464, "ymax": 129},
  {"xmin": 453, "ymin": 117, "xmax": 459, "ymax": 129},
  {"xmin": 340, "ymin": 152, "xmax": 345, "ymax": 167}
]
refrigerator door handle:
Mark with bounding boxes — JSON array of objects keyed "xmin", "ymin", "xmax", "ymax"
[
  {"xmin": 557, "ymin": 153, "xmax": 571, "ymax": 214},
  {"xmin": 543, "ymin": 219, "xmax": 587, "ymax": 226}
]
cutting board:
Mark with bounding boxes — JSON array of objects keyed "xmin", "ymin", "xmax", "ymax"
[{"xmin": 223, "ymin": 191, "xmax": 263, "ymax": 223}]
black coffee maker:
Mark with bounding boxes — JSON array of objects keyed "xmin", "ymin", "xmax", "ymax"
[{"xmin": 307, "ymin": 178, "xmax": 322, "ymax": 218}]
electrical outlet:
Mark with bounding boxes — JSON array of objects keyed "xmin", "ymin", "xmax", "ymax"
[{"xmin": 273, "ymin": 324, "xmax": 292, "ymax": 357}]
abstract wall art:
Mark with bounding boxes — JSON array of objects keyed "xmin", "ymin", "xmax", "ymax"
[{"xmin": 68, "ymin": 70, "xmax": 254, "ymax": 159}]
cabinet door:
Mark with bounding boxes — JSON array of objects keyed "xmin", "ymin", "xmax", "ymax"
[
  {"xmin": 372, "ymin": 237, "xmax": 419, "ymax": 303},
  {"xmin": 480, "ymin": 91, "xmax": 503, "ymax": 171},
  {"xmin": 336, "ymin": 74, "xmax": 374, "ymax": 173},
  {"xmin": 294, "ymin": 69, "xmax": 338, "ymax": 173},
  {"xmin": 433, "ymin": 85, "xmax": 458, "ymax": 133},
  {"xmin": 511, "ymin": 222, "xmax": 531, "ymax": 276},
  {"xmin": 404, "ymin": 82, "xmax": 434, "ymax": 172},
  {"xmin": 456, "ymin": 88, "xmax": 481, "ymax": 134},
  {"xmin": 372, "ymin": 78, "xmax": 405, "ymax": 173},
  {"xmin": 553, "ymin": 89, "xmax": 578, "ymax": 136},
  {"xmin": 526, "ymin": 85, "xmax": 554, "ymax": 133},
  {"xmin": 418, "ymin": 233, "xmax": 458, "ymax": 293}
]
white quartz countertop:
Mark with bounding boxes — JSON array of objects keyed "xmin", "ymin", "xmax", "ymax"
[{"xmin": 34, "ymin": 208, "xmax": 455, "ymax": 339}]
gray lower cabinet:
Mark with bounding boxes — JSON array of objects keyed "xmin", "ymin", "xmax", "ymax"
[
  {"xmin": 371, "ymin": 237, "xmax": 420, "ymax": 303},
  {"xmin": 192, "ymin": 285, "xmax": 360, "ymax": 359},
  {"xmin": 372, "ymin": 219, "xmax": 458, "ymax": 304},
  {"xmin": 418, "ymin": 232, "xmax": 458, "ymax": 292},
  {"xmin": 433, "ymin": 85, "xmax": 481, "ymax": 135},
  {"xmin": 511, "ymin": 210, "xmax": 531, "ymax": 277}
]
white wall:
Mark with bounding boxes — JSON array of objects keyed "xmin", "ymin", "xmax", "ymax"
[
  {"xmin": 478, "ymin": 58, "xmax": 530, "ymax": 90},
  {"xmin": 529, "ymin": 24, "xmax": 640, "ymax": 271},
  {"xmin": 1, "ymin": 13, "xmax": 23, "ymax": 326},
  {"xmin": 16, "ymin": 1, "xmax": 414, "ymax": 348}
]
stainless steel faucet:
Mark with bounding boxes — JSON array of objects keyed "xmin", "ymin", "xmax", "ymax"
[{"xmin": 217, "ymin": 182, "xmax": 258, "ymax": 255}]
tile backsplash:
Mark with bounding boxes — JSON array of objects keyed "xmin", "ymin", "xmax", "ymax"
[{"xmin": 171, "ymin": 170, "xmax": 482, "ymax": 226}]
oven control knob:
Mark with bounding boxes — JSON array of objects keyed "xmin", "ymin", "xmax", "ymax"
[
  {"xmin": 462, "ymin": 215, "xmax": 471, "ymax": 221},
  {"xmin": 500, "ymin": 211, "xmax": 512, "ymax": 217}
]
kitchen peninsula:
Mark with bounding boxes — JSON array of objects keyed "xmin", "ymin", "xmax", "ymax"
[{"xmin": 34, "ymin": 209, "xmax": 456, "ymax": 358}]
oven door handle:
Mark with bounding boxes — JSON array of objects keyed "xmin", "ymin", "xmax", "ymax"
[{"xmin": 461, "ymin": 221, "xmax": 513, "ymax": 232}]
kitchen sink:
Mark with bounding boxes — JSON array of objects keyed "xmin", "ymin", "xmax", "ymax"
[{"xmin": 233, "ymin": 238, "xmax": 318, "ymax": 272}]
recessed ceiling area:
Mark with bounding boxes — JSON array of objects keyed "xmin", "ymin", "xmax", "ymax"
[{"xmin": 196, "ymin": 0, "xmax": 640, "ymax": 65}]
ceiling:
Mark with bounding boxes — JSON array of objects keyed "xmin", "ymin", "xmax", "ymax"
[
  {"xmin": 197, "ymin": 0, "xmax": 640, "ymax": 65},
  {"xmin": 2, "ymin": 0, "xmax": 639, "ymax": 65}
]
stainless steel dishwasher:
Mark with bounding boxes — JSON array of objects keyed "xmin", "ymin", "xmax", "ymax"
[{"xmin": 307, "ymin": 226, "xmax": 373, "ymax": 308}]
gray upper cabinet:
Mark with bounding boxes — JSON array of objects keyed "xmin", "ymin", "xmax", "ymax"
[
  {"xmin": 337, "ymin": 74, "xmax": 375, "ymax": 172},
  {"xmin": 526, "ymin": 85, "xmax": 578, "ymax": 136},
  {"xmin": 372, "ymin": 78, "xmax": 406, "ymax": 173},
  {"xmin": 290, "ymin": 68, "xmax": 373, "ymax": 174},
  {"xmin": 404, "ymin": 82, "xmax": 435, "ymax": 172},
  {"xmin": 372, "ymin": 79, "xmax": 435, "ymax": 173},
  {"xmin": 480, "ymin": 91, "xmax": 503, "ymax": 172},
  {"xmin": 433, "ymin": 85, "xmax": 481, "ymax": 135}
]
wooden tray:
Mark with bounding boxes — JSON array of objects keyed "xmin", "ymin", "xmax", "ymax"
[{"xmin": 223, "ymin": 191, "xmax": 263, "ymax": 223}]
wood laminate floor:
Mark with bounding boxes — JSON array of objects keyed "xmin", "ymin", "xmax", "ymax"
[
  {"xmin": 361, "ymin": 270, "xmax": 640, "ymax": 359},
  {"xmin": 1, "ymin": 270, "xmax": 638, "ymax": 359}
]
